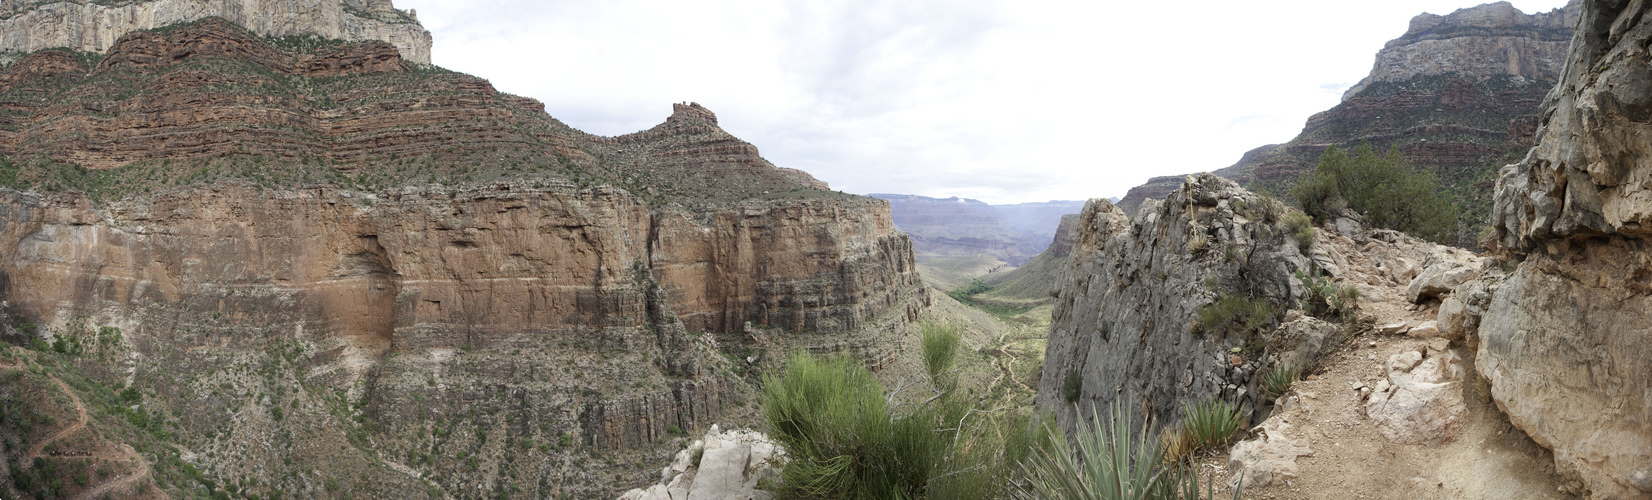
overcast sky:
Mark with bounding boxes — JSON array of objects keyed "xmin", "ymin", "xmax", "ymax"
[{"xmin": 399, "ymin": 0, "xmax": 1574, "ymax": 204}]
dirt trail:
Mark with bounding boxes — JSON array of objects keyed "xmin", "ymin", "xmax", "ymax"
[
  {"xmin": 1, "ymin": 350, "xmax": 162, "ymax": 499},
  {"xmin": 1224, "ymin": 230, "xmax": 1575, "ymax": 499}
]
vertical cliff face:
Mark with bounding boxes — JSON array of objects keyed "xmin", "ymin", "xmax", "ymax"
[
  {"xmin": 1342, "ymin": 1, "xmax": 1578, "ymax": 100},
  {"xmin": 1037, "ymin": 175, "xmax": 1328, "ymax": 431},
  {"xmin": 0, "ymin": 0, "xmax": 433, "ymax": 65},
  {"xmin": 1480, "ymin": 1, "xmax": 1652, "ymax": 496}
]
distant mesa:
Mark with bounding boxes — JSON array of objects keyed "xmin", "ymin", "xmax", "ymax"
[{"xmin": 869, "ymin": 193, "xmax": 1083, "ymax": 266}]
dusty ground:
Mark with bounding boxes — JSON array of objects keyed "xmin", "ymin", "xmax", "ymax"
[{"xmin": 1185, "ymin": 228, "xmax": 1578, "ymax": 500}]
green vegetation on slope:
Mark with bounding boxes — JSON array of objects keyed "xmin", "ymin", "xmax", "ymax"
[
  {"xmin": 1291, "ymin": 143, "xmax": 1457, "ymax": 242},
  {"xmin": 760, "ymin": 323, "xmax": 1045, "ymax": 500}
]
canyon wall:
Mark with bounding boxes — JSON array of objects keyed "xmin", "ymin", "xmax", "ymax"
[
  {"xmin": 0, "ymin": 18, "xmax": 925, "ymax": 498},
  {"xmin": 1480, "ymin": 0, "xmax": 1652, "ymax": 496},
  {"xmin": 1118, "ymin": 2, "xmax": 1578, "ymax": 233},
  {"xmin": 0, "ymin": 0, "xmax": 433, "ymax": 64}
]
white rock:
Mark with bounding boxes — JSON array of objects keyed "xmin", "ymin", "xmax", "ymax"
[
  {"xmin": 1228, "ymin": 419, "xmax": 1313, "ymax": 489},
  {"xmin": 1405, "ymin": 321, "xmax": 1443, "ymax": 339}
]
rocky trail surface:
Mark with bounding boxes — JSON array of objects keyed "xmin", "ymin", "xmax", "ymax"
[{"xmin": 1208, "ymin": 224, "xmax": 1577, "ymax": 499}]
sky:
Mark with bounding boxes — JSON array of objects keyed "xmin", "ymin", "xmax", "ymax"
[{"xmin": 397, "ymin": 0, "xmax": 1575, "ymax": 204}]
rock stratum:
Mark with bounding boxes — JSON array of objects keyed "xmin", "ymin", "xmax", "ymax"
[
  {"xmin": 1118, "ymin": 1, "xmax": 1580, "ymax": 232},
  {"xmin": 1475, "ymin": 0, "xmax": 1652, "ymax": 496},
  {"xmin": 0, "ymin": 17, "xmax": 925, "ymax": 499},
  {"xmin": 0, "ymin": 0, "xmax": 433, "ymax": 65}
]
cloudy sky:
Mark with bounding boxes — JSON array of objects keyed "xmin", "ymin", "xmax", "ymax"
[{"xmin": 399, "ymin": 0, "xmax": 1573, "ymax": 204}]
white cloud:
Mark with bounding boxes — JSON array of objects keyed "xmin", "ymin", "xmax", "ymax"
[{"xmin": 399, "ymin": 0, "xmax": 1575, "ymax": 204}]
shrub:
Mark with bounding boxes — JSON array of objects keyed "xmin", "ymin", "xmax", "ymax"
[
  {"xmin": 1297, "ymin": 273, "xmax": 1358, "ymax": 321},
  {"xmin": 1062, "ymin": 371, "xmax": 1083, "ymax": 403},
  {"xmin": 1193, "ymin": 294, "xmax": 1276, "ymax": 341},
  {"xmin": 761, "ymin": 334, "xmax": 1039, "ymax": 499},
  {"xmin": 1179, "ymin": 399, "xmax": 1244, "ymax": 455},
  {"xmin": 920, "ymin": 322, "xmax": 961, "ymax": 394},
  {"xmin": 1282, "ymin": 211, "xmax": 1315, "ymax": 251},
  {"xmin": 1291, "ymin": 143, "xmax": 1457, "ymax": 242},
  {"xmin": 1262, "ymin": 363, "xmax": 1300, "ymax": 402},
  {"xmin": 1016, "ymin": 403, "xmax": 1242, "ymax": 500}
]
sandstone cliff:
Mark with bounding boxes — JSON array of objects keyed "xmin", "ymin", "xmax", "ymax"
[
  {"xmin": 1474, "ymin": 0, "xmax": 1652, "ymax": 496},
  {"xmin": 1037, "ymin": 174, "xmax": 1336, "ymax": 431},
  {"xmin": 0, "ymin": 0, "xmax": 433, "ymax": 64},
  {"xmin": 0, "ymin": 18, "xmax": 925, "ymax": 499}
]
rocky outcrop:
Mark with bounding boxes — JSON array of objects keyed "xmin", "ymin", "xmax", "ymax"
[
  {"xmin": 617, "ymin": 425, "xmax": 783, "ymax": 500},
  {"xmin": 1477, "ymin": 1, "xmax": 1652, "ymax": 496},
  {"xmin": 1113, "ymin": 175, "xmax": 1188, "ymax": 216},
  {"xmin": 1037, "ymin": 174, "xmax": 1330, "ymax": 431},
  {"xmin": 1363, "ymin": 339, "xmax": 1467, "ymax": 445},
  {"xmin": 1226, "ymin": 419, "xmax": 1312, "ymax": 489},
  {"xmin": 0, "ymin": 0, "xmax": 434, "ymax": 64}
]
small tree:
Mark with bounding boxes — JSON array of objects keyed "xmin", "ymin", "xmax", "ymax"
[{"xmin": 1291, "ymin": 143, "xmax": 1456, "ymax": 242}]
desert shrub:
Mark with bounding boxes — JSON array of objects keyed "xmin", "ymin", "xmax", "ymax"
[
  {"xmin": 1179, "ymin": 399, "xmax": 1244, "ymax": 454},
  {"xmin": 1062, "ymin": 371, "xmax": 1083, "ymax": 403},
  {"xmin": 920, "ymin": 322, "xmax": 960, "ymax": 394},
  {"xmin": 1193, "ymin": 294, "xmax": 1276, "ymax": 340},
  {"xmin": 1291, "ymin": 143, "xmax": 1456, "ymax": 242},
  {"xmin": 1297, "ymin": 273, "xmax": 1358, "ymax": 321},
  {"xmin": 1016, "ymin": 403, "xmax": 1241, "ymax": 500},
  {"xmin": 1262, "ymin": 363, "xmax": 1300, "ymax": 402},
  {"xmin": 761, "ymin": 324, "xmax": 1039, "ymax": 500},
  {"xmin": 1282, "ymin": 211, "xmax": 1315, "ymax": 251}
]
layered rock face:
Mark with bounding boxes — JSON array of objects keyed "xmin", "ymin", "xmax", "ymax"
[
  {"xmin": 1342, "ymin": 1, "xmax": 1576, "ymax": 99},
  {"xmin": 1119, "ymin": 2, "xmax": 1578, "ymax": 233},
  {"xmin": 1037, "ymin": 175, "xmax": 1332, "ymax": 430},
  {"xmin": 0, "ymin": 18, "xmax": 925, "ymax": 499},
  {"xmin": 0, "ymin": 0, "xmax": 433, "ymax": 64},
  {"xmin": 1478, "ymin": 0, "xmax": 1652, "ymax": 496}
]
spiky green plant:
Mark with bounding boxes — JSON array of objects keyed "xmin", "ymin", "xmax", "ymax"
[
  {"xmin": 1179, "ymin": 399, "xmax": 1244, "ymax": 454},
  {"xmin": 1262, "ymin": 363, "xmax": 1301, "ymax": 402},
  {"xmin": 1016, "ymin": 404, "xmax": 1241, "ymax": 500}
]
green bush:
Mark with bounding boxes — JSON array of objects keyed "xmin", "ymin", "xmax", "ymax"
[
  {"xmin": 1193, "ymin": 294, "xmax": 1276, "ymax": 341},
  {"xmin": 1282, "ymin": 211, "xmax": 1315, "ymax": 251},
  {"xmin": 1297, "ymin": 272, "xmax": 1358, "ymax": 321},
  {"xmin": 1062, "ymin": 371, "xmax": 1083, "ymax": 403},
  {"xmin": 1016, "ymin": 403, "xmax": 1241, "ymax": 500},
  {"xmin": 1291, "ymin": 143, "xmax": 1457, "ymax": 242},
  {"xmin": 761, "ymin": 324, "xmax": 1040, "ymax": 500}
]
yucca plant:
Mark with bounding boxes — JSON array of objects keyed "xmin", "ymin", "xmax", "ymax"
[
  {"xmin": 1179, "ymin": 399, "xmax": 1244, "ymax": 454},
  {"xmin": 1262, "ymin": 363, "xmax": 1300, "ymax": 402},
  {"xmin": 1016, "ymin": 404, "xmax": 1241, "ymax": 500}
]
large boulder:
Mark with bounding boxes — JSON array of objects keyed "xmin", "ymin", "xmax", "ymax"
[{"xmin": 1403, "ymin": 248, "xmax": 1484, "ymax": 304}]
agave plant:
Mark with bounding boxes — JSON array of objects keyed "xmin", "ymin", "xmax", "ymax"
[{"xmin": 1016, "ymin": 403, "xmax": 1241, "ymax": 500}]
